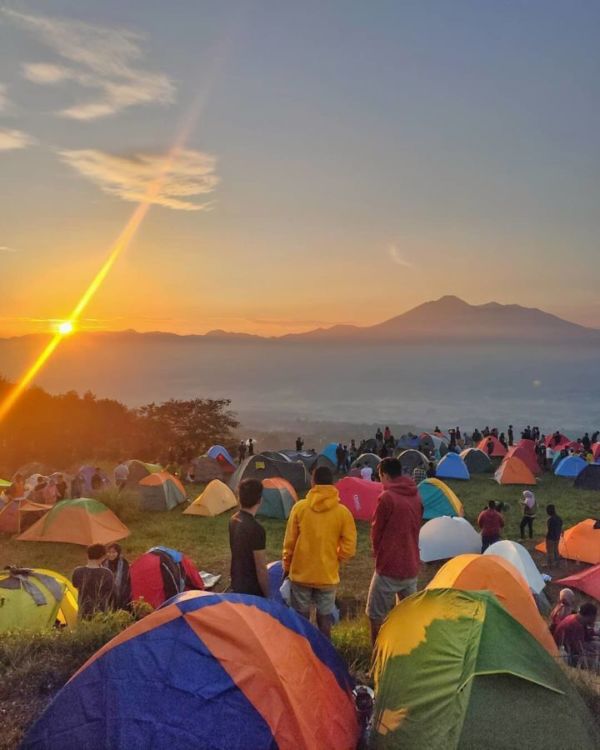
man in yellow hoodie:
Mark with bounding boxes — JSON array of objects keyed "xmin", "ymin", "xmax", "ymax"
[{"xmin": 283, "ymin": 465, "xmax": 357, "ymax": 637}]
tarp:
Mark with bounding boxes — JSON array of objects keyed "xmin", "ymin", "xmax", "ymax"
[
  {"xmin": 557, "ymin": 564, "xmax": 600, "ymax": 602},
  {"xmin": 574, "ymin": 464, "xmax": 600, "ymax": 490},
  {"xmin": 371, "ymin": 589, "xmax": 599, "ymax": 750},
  {"xmin": 17, "ymin": 498, "xmax": 129, "ymax": 546},
  {"xmin": 536, "ymin": 519, "xmax": 600, "ymax": 564},
  {"xmin": 419, "ymin": 516, "xmax": 481, "ymax": 562},
  {"xmin": 426, "ymin": 554, "xmax": 557, "ymax": 654},
  {"xmin": 494, "ymin": 456, "xmax": 536, "ymax": 485},
  {"xmin": 260, "ymin": 477, "xmax": 297, "ymax": 519},
  {"xmin": 0, "ymin": 567, "xmax": 78, "ymax": 631},
  {"xmin": 183, "ymin": 480, "xmax": 237, "ymax": 517},
  {"xmin": 477, "ymin": 436, "xmax": 507, "ymax": 458},
  {"xmin": 484, "ymin": 540, "xmax": 545, "ymax": 594},
  {"xmin": 24, "ymin": 592, "xmax": 359, "ymax": 750},
  {"xmin": 138, "ymin": 472, "xmax": 187, "ymax": 512},
  {"xmin": 435, "ymin": 453, "xmax": 470, "ymax": 481},
  {"xmin": 417, "ymin": 478, "xmax": 463, "ymax": 520},
  {"xmin": 554, "ymin": 455, "xmax": 588, "ymax": 478},
  {"xmin": 459, "ymin": 448, "xmax": 492, "ymax": 474},
  {"xmin": 335, "ymin": 477, "xmax": 382, "ymax": 521}
]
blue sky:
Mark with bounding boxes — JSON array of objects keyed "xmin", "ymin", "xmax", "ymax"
[{"xmin": 1, "ymin": 1, "xmax": 599, "ymax": 335}]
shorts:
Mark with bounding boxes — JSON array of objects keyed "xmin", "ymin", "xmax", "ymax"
[
  {"xmin": 290, "ymin": 582, "xmax": 337, "ymax": 616},
  {"xmin": 366, "ymin": 572, "xmax": 417, "ymax": 624}
]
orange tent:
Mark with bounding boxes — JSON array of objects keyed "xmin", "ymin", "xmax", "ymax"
[
  {"xmin": 17, "ymin": 498, "xmax": 129, "ymax": 546},
  {"xmin": 536, "ymin": 519, "xmax": 600, "ymax": 564},
  {"xmin": 477, "ymin": 436, "xmax": 507, "ymax": 458},
  {"xmin": 0, "ymin": 498, "xmax": 52, "ymax": 534},
  {"xmin": 262, "ymin": 476, "xmax": 299, "ymax": 503},
  {"xmin": 427, "ymin": 553, "xmax": 557, "ymax": 654},
  {"xmin": 495, "ymin": 456, "xmax": 536, "ymax": 485}
]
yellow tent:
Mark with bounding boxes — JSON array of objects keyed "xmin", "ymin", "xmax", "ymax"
[{"xmin": 184, "ymin": 480, "xmax": 238, "ymax": 517}]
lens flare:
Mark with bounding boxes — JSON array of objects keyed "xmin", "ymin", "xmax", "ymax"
[{"xmin": 57, "ymin": 321, "xmax": 74, "ymax": 335}]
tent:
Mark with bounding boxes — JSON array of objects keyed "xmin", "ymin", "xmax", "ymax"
[
  {"xmin": 557, "ymin": 564, "xmax": 600, "ymax": 602},
  {"xmin": 24, "ymin": 592, "xmax": 359, "ymax": 750},
  {"xmin": 138, "ymin": 472, "xmax": 187, "ymax": 512},
  {"xmin": 123, "ymin": 459, "xmax": 161, "ymax": 488},
  {"xmin": 419, "ymin": 516, "xmax": 481, "ymax": 563},
  {"xmin": 371, "ymin": 589, "xmax": 599, "ymax": 750},
  {"xmin": 336, "ymin": 477, "xmax": 382, "ymax": 521},
  {"xmin": 260, "ymin": 478, "xmax": 297, "ymax": 520},
  {"xmin": 17, "ymin": 498, "xmax": 129, "ymax": 546},
  {"xmin": 183, "ymin": 480, "xmax": 237, "ymax": 517},
  {"xmin": 477, "ymin": 436, "xmax": 507, "ymax": 458},
  {"xmin": 555, "ymin": 455, "xmax": 588, "ymax": 478},
  {"xmin": 545, "ymin": 433, "xmax": 571, "ymax": 450},
  {"xmin": 494, "ymin": 456, "xmax": 536, "ymax": 485},
  {"xmin": 505, "ymin": 440, "xmax": 540, "ymax": 475},
  {"xmin": 78, "ymin": 465, "xmax": 110, "ymax": 494},
  {"xmin": 459, "ymin": 448, "xmax": 492, "ymax": 474},
  {"xmin": 130, "ymin": 548, "xmax": 204, "ymax": 609},
  {"xmin": 426, "ymin": 554, "xmax": 556, "ymax": 654},
  {"xmin": 350, "ymin": 453, "xmax": 381, "ymax": 472},
  {"xmin": 279, "ymin": 450, "xmax": 319, "ymax": 471},
  {"xmin": 320, "ymin": 443, "xmax": 339, "ymax": 465},
  {"xmin": 207, "ymin": 445, "xmax": 236, "ymax": 469},
  {"xmin": 397, "ymin": 449, "xmax": 429, "ymax": 475},
  {"xmin": 230, "ymin": 455, "xmax": 310, "ymax": 497},
  {"xmin": 574, "ymin": 464, "xmax": 600, "ymax": 490},
  {"xmin": 484, "ymin": 540, "xmax": 545, "ymax": 594},
  {"xmin": 536, "ymin": 519, "xmax": 600, "ymax": 564},
  {"xmin": 592, "ymin": 442, "xmax": 600, "ymax": 461},
  {"xmin": 435, "ymin": 453, "xmax": 470, "ymax": 481},
  {"xmin": 417, "ymin": 478, "xmax": 464, "ymax": 520},
  {"xmin": 190, "ymin": 456, "xmax": 224, "ymax": 483},
  {"xmin": 0, "ymin": 497, "xmax": 52, "ymax": 534},
  {"xmin": 0, "ymin": 567, "xmax": 78, "ymax": 632},
  {"xmin": 267, "ymin": 560, "xmax": 286, "ymax": 606},
  {"xmin": 419, "ymin": 433, "xmax": 448, "ymax": 458}
]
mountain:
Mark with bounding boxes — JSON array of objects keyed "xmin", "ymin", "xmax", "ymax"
[{"xmin": 277, "ymin": 296, "xmax": 599, "ymax": 343}]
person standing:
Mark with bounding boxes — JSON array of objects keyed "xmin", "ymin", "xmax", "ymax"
[
  {"xmin": 546, "ymin": 504, "xmax": 563, "ymax": 567},
  {"xmin": 296, "ymin": 436, "xmax": 304, "ymax": 452},
  {"xmin": 477, "ymin": 501, "xmax": 504, "ymax": 552},
  {"xmin": 102, "ymin": 543, "xmax": 132, "ymax": 610},
  {"xmin": 335, "ymin": 443, "xmax": 345, "ymax": 473},
  {"xmin": 247, "ymin": 438, "xmax": 255, "ymax": 457},
  {"xmin": 55, "ymin": 474, "xmax": 68, "ymax": 501},
  {"xmin": 507, "ymin": 425, "xmax": 514, "ymax": 446},
  {"xmin": 553, "ymin": 603, "xmax": 599, "ymax": 667},
  {"xmin": 366, "ymin": 458, "xmax": 422, "ymax": 645},
  {"xmin": 549, "ymin": 588, "xmax": 576, "ymax": 634},
  {"xmin": 519, "ymin": 490, "xmax": 536, "ymax": 540},
  {"xmin": 238, "ymin": 440, "xmax": 247, "ymax": 463},
  {"xmin": 114, "ymin": 461, "xmax": 129, "ymax": 492},
  {"xmin": 229, "ymin": 479, "xmax": 269, "ymax": 597},
  {"xmin": 72, "ymin": 545, "xmax": 114, "ymax": 619},
  {"xmin": 90, "ymin": 468, "xmax": 105, "ymax": 492},
  {"xmin": 283, "ymin": 466, "xmax": 356, "ymax": 638}
]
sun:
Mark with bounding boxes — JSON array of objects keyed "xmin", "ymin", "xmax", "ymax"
[{"xmin": 57, "ymin": 321, "xmax": 74, "ymax": 336}]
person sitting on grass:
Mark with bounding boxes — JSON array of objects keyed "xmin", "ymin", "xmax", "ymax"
[
  {"xmin": 477, "ymin": 500, "xmax": 504, "ymax": 553},
  {"xmin": 229, "ymin": 479, "xmax": 269, "ymax": 597},
  {"xmin": 549, "ymin": 588, "xmax": 576, "ymax": 634},
  {"xmin": 553, "ymin": 602, "xmax": 599, "ymax": 667},
  {"xmin": 102, "ymin": 543, "xmax": 132, "ymax": 610},
  {"xmin": 283, "ymin": 466, "xmax": 357, "ymax": 639},
  {"xmin": 72, "ymin": 544, "xmax": 114, "ymax": 619},
  {"xmin": 546, "ymin": 504, "xmax": 563, "ymax": 567}
]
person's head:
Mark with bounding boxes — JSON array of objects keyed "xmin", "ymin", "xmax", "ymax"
[
  {"xmin": 106, "ymin": 543, "xmax": 122, "ymax": 562},
  {"xmin": 87, "ymin": 543, "xmax": 106, "ymax": 562},
  {"xmin": 546, "ymin": 504, "xmax": 556, "ymax": 516},
  {"xmin": 487, "ymin": 500, "xmax": 497, "ymax": 510},
  {"xmin": 523, "ymin": 490, "xmax": 534, "ymax": 502},
  {"xmin": 378, "ymin": 457, "xmax": 402, "ymax": 482},
  {"xmin": 559, "ymin": 588, "xmax": 575, "ymax": 606},
  {"xmin": 312, "ymin": 466, "xmax": 334, "ymax": 486},
  {"xmin": 238, "ymin": 478, "xmax": 263, "ymax": 510},
  {"xmin": 579, "ymin": 602, "xmax": 597, "ymax": 625}
]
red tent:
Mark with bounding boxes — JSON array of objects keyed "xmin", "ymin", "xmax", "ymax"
[
  {"xmin": 557, "ymin": 564, "xmax": 600, "ymax": 602},
  {"xmin": 506, "ymin": 440, "xmax": 540, "ymax": 475},
  {"xmin": 335, "ymin": 477, "xmax": 381, "ymax": 521},
  {"xmin": 592, "ymin": 443, "xmax": 600, "ymax": 461},
  {"xmin": 544, "ymin": 433, "xmax": 570, "ymax": 449}
]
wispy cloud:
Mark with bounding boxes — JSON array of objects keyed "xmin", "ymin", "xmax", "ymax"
[
  {"xmin": 6, "ymin": 9, "xmax": 175, "ymax": 120},
  {"xmin": 387, "ymin": 243, "xmax": 413, "ymax": 268},
  {"xmin": 0, "ymin": 245, "xmax": 20, "ymax": 253},
  {"xmin": 0, "ymin": 128, "xmax": 36, "ymax": 151},
  {"xmin": 59, "ymin": 148, "xmax": 219, "ymax": 210},
  {"xmin": 0, "ymin": 83, "xmax": 8, "ymax": 112}
]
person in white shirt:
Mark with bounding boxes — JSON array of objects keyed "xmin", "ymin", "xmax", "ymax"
[
  {"xmin": 360, "ymin": 466, "xmax": 373, "ymax": 482},
  {"xmin": 114, "ymin": 462, "xmax": 129, "ymax": 492}
]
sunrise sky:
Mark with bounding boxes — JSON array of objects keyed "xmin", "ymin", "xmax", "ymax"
[{"xmin": 1, "ymin": 1, "xmax": 599, "ymax": 337}]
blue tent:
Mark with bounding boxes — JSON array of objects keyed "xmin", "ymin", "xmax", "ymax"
[
  {"xmin": 320, "ymin": 443, "xmax": 339, "ymax": 465},
  {"xmin": 555, "ymin": 455, "xmax": 587, "ymax": 478},
  {"xmin": 207, "ymin": 445, "xmax": 235, "ymax": 467},
  {"xmin": 436, "ymin": 453, "xmax": 470, "ymax": 481}
]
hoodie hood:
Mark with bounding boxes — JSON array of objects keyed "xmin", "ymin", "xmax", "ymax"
[
  {"xmin": 307, "ymin": 484, "xmax": 340, "ymax": 512},
  {"xmin": 383, "ymin": 476, "xmax": 418, "ymax": 496}
]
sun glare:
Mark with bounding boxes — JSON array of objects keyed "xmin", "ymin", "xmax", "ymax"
[{"xmin": 57, "ymin": 321, "xmax": 74, "ymax": 335}]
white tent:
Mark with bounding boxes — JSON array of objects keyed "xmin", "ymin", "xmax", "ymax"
[
  {"xmin": 419, "ymin": 516, "xmax": 481, "ymax": 563},
  {"xmin": 484, "ymin": 540, "xmax": 545, "ymax": 594}
]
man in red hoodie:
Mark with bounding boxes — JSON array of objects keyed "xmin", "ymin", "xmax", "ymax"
[{"xmin": 366, "ymin": 457, "xmax": 423, "ymax": 645}]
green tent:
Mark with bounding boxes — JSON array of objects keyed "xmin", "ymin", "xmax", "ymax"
[
  {"xmin": 138, "ymin": 472, "xmax": 186, "ymax": 511},
  {"xmin": 0, "ymin": 568, "xmax": 78, "ymax": 631},
  {"xmin": 259, "ymin": 484, "xmax": 295, "ymax": 520},
  {"xmin": 371, "ymin": 589, "xmax": 599, "ymax": 750}
]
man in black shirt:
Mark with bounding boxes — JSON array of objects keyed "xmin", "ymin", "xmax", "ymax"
[
  {"xmin": 229, "ymin": 479, "xmax": 269, "ymax": 597},
  {"xmin": 545, "ymin": 504, "xmax": 563, "ymax": 568},
  {"xmin": 72, "ymin": 544, "xmax": 114, "ymax": 618}
]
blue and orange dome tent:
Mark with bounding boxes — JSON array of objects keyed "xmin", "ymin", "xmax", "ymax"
[{"xmin": 23, "ymin": 591, "xmax": 359, "ymax": 750}]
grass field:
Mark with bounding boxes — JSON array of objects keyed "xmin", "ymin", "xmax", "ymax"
[{"xmin": 1, "ymin": 469, "xmax": 600, "ymax": 748}]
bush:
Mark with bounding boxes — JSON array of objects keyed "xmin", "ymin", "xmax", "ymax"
[
  {"xmin": 332, "ymin": 616, "xmax": 372, "ymax": 683},
  {"xmin": 95, "ymin": 487, "xmax": 141, "ymax": 524}
]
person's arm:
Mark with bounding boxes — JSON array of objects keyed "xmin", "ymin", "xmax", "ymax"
[
  {"xmin": 371, "ymin": 495, "xmax": 390, "ymax": 555},
  {"xmin": 282, "ymin": 506, "xmax": 299, "ymax": 574},
  {"xmin": 339, "ymin": 510, "xmax": 357, "ymax": 562},
  {"xmin": 499, "ymin": 512, "xmax": 505, "ymax": 528},
  {"xmin": 477, "ymin": 511, "xmax": 484, "ymax": 530},
  {"xmin": 253, "ymin": 550, "xmax": 269, "ymax": 597}
]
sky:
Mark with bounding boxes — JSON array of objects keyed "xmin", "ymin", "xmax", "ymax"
[{"xmin": 1, "ymin": 0, "xmax": 599, "ymax": 337}]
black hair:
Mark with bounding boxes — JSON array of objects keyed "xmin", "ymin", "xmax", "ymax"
[
  {"xmin": 379, "ymin": 457, "xmax": 402, "ymax": 479},
  {"xmin": 312, "ymin": 466, "xmax": 334, "ymax": 485},
  {"xmin": 238, "ymin": 479, "xmax": 263, "ymax": 509},
  {"xmin": 87, "ymin": 544, "xmax": 106, "ymax": 560},
  {"xmin": 106, "ymin": 543, "xmax": 122, "ymax": 555},
  {"xmin": 546, "ymin": 504, "xmax": 556, "ymax": 515},
  {"xmin": 488, "ymin": 500, "xmax": 497, "ymax": 510},
  {"xmin": 580, "ymin": 602, "xmax": 598, "ymax": 618}
]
